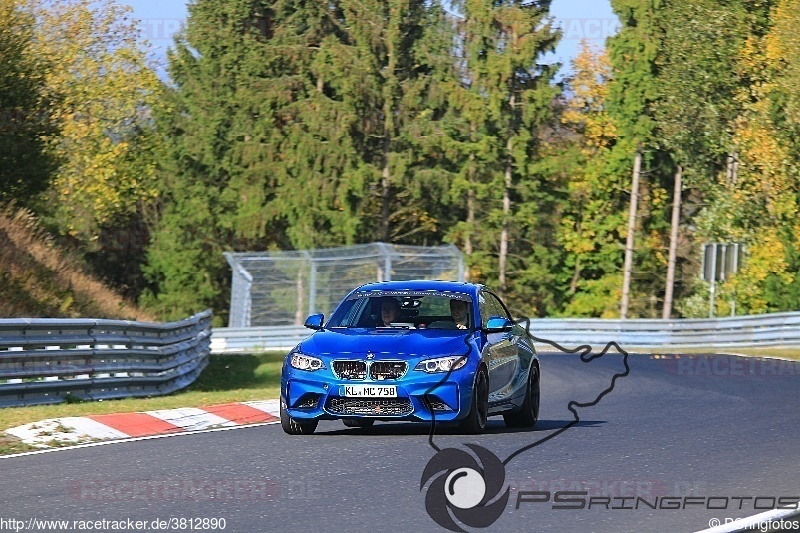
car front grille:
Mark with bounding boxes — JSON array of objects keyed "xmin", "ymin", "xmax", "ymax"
[
  {"xmin": 327, "ymin": 398, "xmax": 413, "ymax": 416},
  {"xmin": 333, "ymin": 360, "xmax": 408, "ymax": 381},
  {"xmin": 332, "ymin": 360, "xmax": 367, "ymax": 380},
  {"xmin": 369, "ymin": 361, "xmax": 407, "ymax": 381}
]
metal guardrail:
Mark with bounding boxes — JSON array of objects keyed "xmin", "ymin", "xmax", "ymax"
[
  {"xmin": 528, "ymin": 312, "xmax": 800, "ymax": 348},
  {"xmin": 210, "ymin": 325, "xmax": 310, "ymax": 353},
  {"xmin": 0, "ymin": 310, "xmax": 212, "ymax": 408},
  {"xmin": 209, "ymin": 311, "xmax": 800, "ymax": 354}
]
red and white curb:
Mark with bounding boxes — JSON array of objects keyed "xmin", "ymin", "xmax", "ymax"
[{"xmin": 4, "ymin": 400, "xmax": 280, "ymax": 448}]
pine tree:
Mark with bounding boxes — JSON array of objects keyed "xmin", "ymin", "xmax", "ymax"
[
  {"xmin": 145, "ymin": 0, "xmax": 454, "ymax": 319},
  {"xmin": 450, "ymin": 0, "xmax": 560, "ymax": 302},
  {"xmin": 263, "ymin": 0, "xmax": 365, "ymax": 249},
  {"xmin": 336, "ymin": 0, "xmax": 449, "ymax": 245},
  {"xmin": 144, "ymin": 0, "xmax": 283, "ymax": 320}
]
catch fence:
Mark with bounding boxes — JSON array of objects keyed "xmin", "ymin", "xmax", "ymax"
[{"xmin": 224, "ymin": 243, "xmax": 465, "ymax": 327}]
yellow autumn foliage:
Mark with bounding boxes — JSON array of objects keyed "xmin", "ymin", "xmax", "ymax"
[
  {"xmin": 711, "ymin": 0, "xmax": 800, "ymax": 314},
  {"xmin": 559, "ymin": 42, "xmax": 620, "ymax": 261},
  {"xmin": 728, "ymin": 228, "xmax": 791, "ymax": 314},
  {"xmin": 27, "ymin": 0, "xmax": 162, "ymax": 239},
  {"xmin": 734, "ymin": 0, "xmax": 800, "ymax": 223},
  {"xmin": 562, "ymin": 41, "xmax": 617, "ymax": 151}
]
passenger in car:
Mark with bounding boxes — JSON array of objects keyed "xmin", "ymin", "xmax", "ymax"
[{"xmin": 450, "ymin": 299, "xmax": 470, "ymax": 329}]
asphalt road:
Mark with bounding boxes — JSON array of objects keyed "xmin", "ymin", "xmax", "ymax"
[{"xmin": 1, "ymin": 351, "xmax": 799, "ymax": 533}]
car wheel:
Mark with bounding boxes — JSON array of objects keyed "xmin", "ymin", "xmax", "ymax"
[
  {"xmin": 342, "ymin": 419, "xmax": 375, "ymax": 429},
  {"xmin": 280, "ymin": 402, "xmax": 318, "ymax": 435},
  {"xmin": 459, "ymin": 368, "xmax": 489, "ymax": 434},
  {"xmin": 504, "ymin": 364, "xmax": 540, "ymax": 428}
]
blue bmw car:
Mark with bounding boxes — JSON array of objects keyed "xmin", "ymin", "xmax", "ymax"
[{"xmin": 280, "ymin": 280, "xmax": 539, "ymax": 434}]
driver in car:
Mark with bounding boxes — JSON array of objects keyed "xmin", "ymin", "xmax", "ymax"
[{"xmin": 379, "ymin": 297, "xmax": 401, "ymax": 326}]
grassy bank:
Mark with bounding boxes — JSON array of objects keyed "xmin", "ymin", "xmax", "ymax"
[{"xmin": 0, "ymin": 204, "xmax": 151, "ymax": 320}]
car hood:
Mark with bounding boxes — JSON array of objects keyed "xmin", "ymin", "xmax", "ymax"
[{"xmin": 299, "ymin": 328, "xmax": 473, "ymax": 358}]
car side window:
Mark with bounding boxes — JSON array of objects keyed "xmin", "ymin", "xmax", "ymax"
[
  {"xmin": 328, "ymin": 297, "xmax": 369, "ymax": 327},
  {"xmin": 478, "ymin": 291, "xmax": 510, "ymax": 328}
]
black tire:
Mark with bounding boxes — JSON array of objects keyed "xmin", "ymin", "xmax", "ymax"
[
  {"xmin": 458, "ymin": 368, "xmax": 489, "ymax": 434},
  {"xmin": 504, "ymin": 364, "xmax": 540, "ymax": 428},
  {"xmin": 342, "ymin": 419, "xmax": 375, "ymax": 429},
  {"xmin": 280, "ymin": 402, "xmax": 318, "ymax": 435}
]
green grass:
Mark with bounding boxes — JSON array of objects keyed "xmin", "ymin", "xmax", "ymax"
[
  {"xmin": 0, "ymin": 434, "xmax": 38, "ymax": 455},
  {"xmin": 0, "ymin": 352, "xmax": 285, "ymax": 438}
]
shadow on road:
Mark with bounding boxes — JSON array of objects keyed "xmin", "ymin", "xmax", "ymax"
[{"xmin": 312, "ymin": 418, "xmax": 606, "ymax": 437}]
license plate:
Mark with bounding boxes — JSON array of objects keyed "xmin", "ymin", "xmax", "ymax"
[{"xmin": 342, "ymin": 385, "xmax": 397, "ymax": 397}]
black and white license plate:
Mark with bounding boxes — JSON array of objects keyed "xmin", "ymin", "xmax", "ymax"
[{"xmin": 342, "ymin": 385, "xmax": 397, "ymax": 397}]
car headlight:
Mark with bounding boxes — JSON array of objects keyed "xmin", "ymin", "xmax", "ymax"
[
  {"xmin": 290, "ymin": 353, "xmax": 325, "ymax": 371},
  {"xmin": 415, "ymin": 356, "xmax": 468, "ymax": 373}
]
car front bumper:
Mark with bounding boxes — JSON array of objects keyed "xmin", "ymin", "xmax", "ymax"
[{"xmin": 281, "ymin": 370, "xmax": 475, "ymax": 422}]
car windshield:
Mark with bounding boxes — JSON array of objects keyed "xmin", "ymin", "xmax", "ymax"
[{"xmin": 327, "ymin": 290, "xmax": 473, "ymax": 331}]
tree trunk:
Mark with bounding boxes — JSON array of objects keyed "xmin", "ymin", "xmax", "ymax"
[
  {"xmin": 663, "ymin": 165, "xmax": 682, "ymax": 319},
  {"xmin": 294, "ymin": 268, "xmax": 304, "ymax": 326},
  {"xmin": 465, "ymin": 151, "xmax": 476, "ymax": 257},
  {"xmin": 463, "ymin": 121, "xmax": 478, "ymax": 282},
  {"xmin": 620, "ymin": 148, "xmax": 642, "ymax": 319},
  {"xmin": 380, "ymin": 21, "xmax": 399, "ymax": 243},
  {"xmin": 381, "ymin": 155, "xmax": 390, "ymax": 242},
  {"xmin": 498, "ymin": 136, "xmax": 513, "ymax": 295},
  {"xmin": 726, "ymin": 151, "xmax": 739, "ymax": 186},
  {"xmin": 569, "ymin": 257, "xmax": 582, "ymax": 295},
  {"xmin": 498, "ymin": 90, "xmax": 516, "ymax": 295}
]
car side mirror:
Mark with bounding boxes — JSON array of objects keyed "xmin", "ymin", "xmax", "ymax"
[
  {"xmin": 304, "ymin": 313, "xmax": 325, "ymax": 330},
  {"xmin": 484, "ymin": 316, "xmax": 513, "ymax": 333}
]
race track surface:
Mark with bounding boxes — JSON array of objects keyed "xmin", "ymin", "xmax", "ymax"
[{"xmin": 2, "ymin": 352, "xmax": 798, "ymax": 533}]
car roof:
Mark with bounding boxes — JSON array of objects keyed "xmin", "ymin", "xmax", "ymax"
[{"xmin": 353, "ymin": 280, "xmax": 483, "ymax": 296}]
